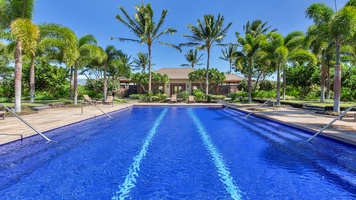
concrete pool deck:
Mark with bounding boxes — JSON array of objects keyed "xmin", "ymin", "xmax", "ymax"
[{"xmin": 0, "ymin": 102, "xmax": 355, "ymax": 146}]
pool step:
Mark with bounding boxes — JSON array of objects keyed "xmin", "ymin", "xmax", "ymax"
[{"xmin": 221, "ymin": 108, "xmax": 356, "ymax": 190}]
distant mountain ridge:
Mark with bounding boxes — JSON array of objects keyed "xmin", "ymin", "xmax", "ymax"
[{"xmin": 78, "ymin": 79, "xmax": 87, "ymax": 85}]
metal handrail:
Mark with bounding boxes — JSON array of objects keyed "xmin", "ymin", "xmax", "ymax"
[
  {"xmin": 224, "ymin": 97, "xmax": 243, "ymax": 110},
  {"xmin": 81, "ymin": 100, "xmax": 112, "ymax": 118},
  {"xmin": 306, "ymin": 105, "xmax": 355, "ymax": 142},
  {"xmin": 244, "ymin": 100, "xmax": 270, "ymax": 118},
  {"xmin": 94, "ymin": 104, "xmax": 112, "ymax": 118},
  {"xmin": 0, "ymin": 104, "xmax": 51, "ymax": 142},
  {"xmin": 116, "ymin": 98, "xmax": 132, "ymax": 110}
]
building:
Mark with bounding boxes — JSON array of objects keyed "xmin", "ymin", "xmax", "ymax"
[{"xmin": 155, "ymin": 68, "xmax": 245, "ymax": 96}]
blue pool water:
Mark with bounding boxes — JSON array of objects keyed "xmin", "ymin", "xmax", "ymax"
[{"xmin": 0, "ymin": 106, "xmax": 356, "ymax": 199}]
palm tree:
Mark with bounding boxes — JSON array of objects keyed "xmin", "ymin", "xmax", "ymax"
[
  {"xmin": 219, "ymin": 44, "xmax": 237, "ymax": 73},
  {"xmin": 306, "ymin": 1, "xmax": 356, "ymax": 112},
  {"xmin": 11, "ymin": 19, "xmax": 40, "ymax": 107},
  {"xmin": 100, "ymin": 45, "xmax": 122, "ymax": 100},
  {"xmin": 305, "ymin": 3, "xmax": 334, "ymax": 103},
  {"xmin": 329, "ymin": 1, "xmax": 356, "ymax": 112},
  {"xmin": 235, "ymin": 20, "xmax": 275, "ymax": 103},
  {"xmin": 107, "ymin": 52, "xmax": 132, "ymax": 90},
  {"xmin": 305, "ymin": 26, "xmax": 333, "ymax": 103},
  {"xmin": 113, "ymin": 2, "xmax": 181, "ymax": 93},
  {"xmin": 181, "ymin": 49, "xmax": 204, "ymax": 68},
  {"xmin": 0, "ymin": 0, "xmax": 37, "ymax": 113},
  {"xmin": 132, "ymin": 52, "xmax": 149, "ymax": 73},
  {"xmin": 73, "ymin": 34, "xmax": 103, "ymax": 105},
  {"xmin": 263, "ymin": 32, "xmax": 316, "ymax": 106},
  {"xmin": 37, "ymin": 23, "xmax": 78, "ymax": 100},
  {"xmin": 181, "ymin": 14, "xmax": 232, "ymax": 95}
]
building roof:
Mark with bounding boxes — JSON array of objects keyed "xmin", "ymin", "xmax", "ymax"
[
  {"xmin": 155, "ymin": 68, "xmax": 196, "ymax": 80},
  {"xmin": 155, "ymin": 68, "xmax": 245, "ymax": 82},
  {"xmin": 224, "ymin": 73, "xmax": 245, "ymax": 82}
]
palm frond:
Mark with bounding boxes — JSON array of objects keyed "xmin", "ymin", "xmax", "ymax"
[
  {"xmin": 10, "ymin": 18, "xmax": 39, "ymax": 57},
  {"xmin": 156, "ymin": 41, "xmax": 181, "ymax": 52}
]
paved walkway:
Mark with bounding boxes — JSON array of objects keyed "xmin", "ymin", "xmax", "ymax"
[
  {"xmin": 0, "ymin": 104, "xmax": 131, "ymax": 145},
  {"xmin": 0, "ymin": 102, "xmax": 355, "ymax": 146}
]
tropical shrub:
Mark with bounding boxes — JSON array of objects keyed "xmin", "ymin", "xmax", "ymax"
[
  {"xmin": 228, "ymin": 91, "xmax": 248, "ymax": 101},
  {"xmin": 157, "ymin": 93, "xmax": 168, "ymax": 101},
  {"xmin": 129, "ymin": 94, "xmax": 141, "ymax": 99},
  {"xmin": 0, "ymin": 84, "xmax": 13, "ymax": 98},
  {"xmin": 259, "ymin": 80, "xmax": 274, "ymax": 91},
  {"xmin": 178, "ymin": 91, "xmax": 189, "ymax": 101},
  {"xmin": 193, "ymin": 89, "xmax": 205, "ymax": 101},
  {"xmin": 341, "ymin": 88, "xmax": 355, "ymax": 101},
  {"xmin": 205, "ymin": 94, "xmax": 212, "ymax": 103},
  {"xmin": 211, "ymin": 95, "xmax": 225, "ymax": 100},
  {"xmin": 32, "ymin": 91, "xmax": 57, "ymax": 100},
  {"xmin": 0, "ymin": 97, "xmax": 12, "ymax": 103},
  {"xmin": 238, "ymin": 79, "xmax": 248, "ymax": 91},
  {"xmin": 253, "ymin": 90, "xmax": 276, "ymax": 99},
  {"xmin": 139, "ymin": 92, "xmax": 160, "ymax": 102}
]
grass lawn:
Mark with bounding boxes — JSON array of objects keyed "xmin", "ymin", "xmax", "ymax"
[
  {"xmin": 0, "ymin": 99, "xmax": 72, "ymax": 107},
  {"xmin": 280, "ymin": 99, "xmax": 356, "ymax": 107}
]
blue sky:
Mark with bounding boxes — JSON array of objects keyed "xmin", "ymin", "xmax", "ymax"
[{"xmin": 34, "ymin": 0, "xmax": 347, "ymax": 75}]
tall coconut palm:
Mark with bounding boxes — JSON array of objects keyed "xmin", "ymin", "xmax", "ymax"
[
  {"xmin": 113, "ymin": 2, "xmax": 181, "ymax": 93},
  {"xmin": 281, "ymin": 31, "xmax": 316, "ymax": 100},
  {"xmin": 132, "ymin": 52, "xmax": 149, "ymax": 73},
  {"xmin": 219, "ymin": 44, "xmax": 237, "ymax": 73},
  {"xmin": 306, "ymin": 1, "xmax": 356, "ymax": 112},
  {"xmin": 0, "ymin": 0, "xmax": 36, "ymax": 113},
  {"xmin": 235, "ymin": 20, "xmax": 275, "ymax": 103},
  {"xmin": 329, "ymin": 1, "xmax": 356, "ymax": 112},
  {"xmin": 181, "ymin": 14, "xmax": 232, "ymax": 95},
  {"xmin": 305, "ymin": 25, "xmax": 333, "ymax": 103},
  {"xmin": 305, "ymin": 3, "xmax": 334, "ymax": 103},
  {"xmin": 263, "ymin": 32, "xmax": 316, "ymax": 106},
  {"xmin": 181, "ymin": 49, "xmax": 204, "ymax": 68}
]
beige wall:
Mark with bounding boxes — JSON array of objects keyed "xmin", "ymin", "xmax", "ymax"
[{"xmin": 165, "ymin": 79, "xmax": 192, "ymax": 95}]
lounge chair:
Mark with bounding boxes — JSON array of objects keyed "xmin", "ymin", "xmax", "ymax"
[
  {"xmin": 105, "ymin": 96, "xmax": 113, "ymax": 105},
  {"xmin": 0, "ymin": 111, "xmax": 5, "ymax": 120},
  {"xmin": 170, "ymin": 94, "xmax": 177, "ymax": 103},
  {"xmin": 188, "ymin": 95, "xmax": 195, "ymax": 103},
  {"xmin": 83, "ymin": 95, "xmax": 99, "ymax": 105}
]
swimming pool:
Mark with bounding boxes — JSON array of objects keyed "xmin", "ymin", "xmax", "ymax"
[{"xmin": 0, "ymin": 106, "xmax": 355, "ymax": 199}]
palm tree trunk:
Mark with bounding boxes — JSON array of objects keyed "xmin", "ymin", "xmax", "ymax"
[
  {"xmin": 205, "ymin": 48, "xmax": 211, "ymax": 95},
  {"xmin": 320, "ymin": 66, "xmax": 326, "ymax": 103},
  {"xmin": 229, "ymin": 60, "xmax": 232, "ymax": 74},
  {"xmin": 282, "ymin": 64, "xmax": 286, "ymax": 100},
  {"xmin": 320, "ymin": 51, "xmax": 326, "ymax": 103},
  {"xmin": 326, "ymin": 65, "xmax": 331, "ymax": 99},
  {"xmin": 73, "ymin": 65, "xmax": 78, "ymax": 105},
  {"xmin": 276, "ymin": 62, "xmax": 281, "ymax": 107},
  {"xmin": 30, "ymin": 57, "xmax": 35, "ymax": 103},
  {"xmin": 148, "ymin": 44, "xmax": 152, "ymax": 93},
  {"xmin": 103, "ymin": 64, "xmax": 107, "ymax": 101},
  {"xmin": 333, "ymin": 41, "xmax": 341, "ymax": 112},
  {"xmin": 70, "ymin": 66, "xmax": 74, "ymax": 99},
  {"xmin": 247, "ymin": 59, "xmax": 252, "ymax": 103},
  {"xmin": 14, "ymin": 41, "xmax": 23, "ymax": 113}
]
